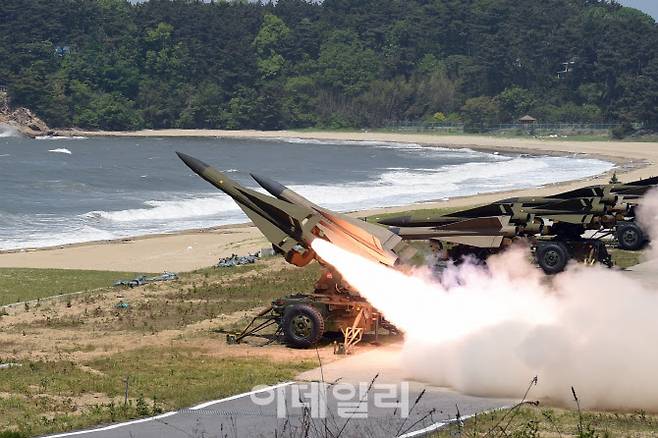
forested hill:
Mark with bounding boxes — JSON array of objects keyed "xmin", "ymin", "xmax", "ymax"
[{"xmin": 1, "ymin": 0, "xmax": 656, "ymax": 131}]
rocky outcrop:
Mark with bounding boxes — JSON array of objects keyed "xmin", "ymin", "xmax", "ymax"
[{"xmin": 0, "ymin": 107, "xmax": 53, "ymax": 138}]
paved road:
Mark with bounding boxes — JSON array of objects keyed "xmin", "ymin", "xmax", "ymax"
[
  {"xmin": 43, "ymin": 346, "xmax": 513, "ymax": 438},
  {"xmin": 43, "ymin": 383, "xmax": 511, "ymax": 438}
]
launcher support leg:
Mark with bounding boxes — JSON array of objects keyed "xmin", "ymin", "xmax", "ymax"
[
  {"xmin": 338, "ymin": 309, "xmax": 364, "ymax": 355},
  {"xmin": 227, "ymin": 306, "xmax": 277, "ymax": 344}
]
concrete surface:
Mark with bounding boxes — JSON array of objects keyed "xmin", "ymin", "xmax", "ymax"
[{"xmin": 42, "ymin": 345, "xmax": 513, "ymax": 438}]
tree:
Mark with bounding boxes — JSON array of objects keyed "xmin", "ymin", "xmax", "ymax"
[
  {"xmin": 495, "ymin": 87, "xmax": 536, "ymax": 121},
  {"xmin": 0, "ymin": 0, "xmax": 656, "ymax": 131},
  {"xmin": 317, "ymin": 30, "xmax": 380, "ymax": 97},
  {"xmin": 461, "ymin": 96, "xmax": 502, "ymax": 132},
  {"xmin": 253, "ymin": 14, "xmax": 291, "ymax": 79},
  {"xmin": 75, "ymin": 93, "xmax": 142, "ymax": 130}
]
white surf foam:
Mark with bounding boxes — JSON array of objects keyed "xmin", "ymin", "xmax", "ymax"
[
  {"xmin": 263, "ymin": 136, "xmax": 464, "ymax": 151},
  {"xmin": 84, "ymin": 195, "xmax": 240, "ymax": 223},
  {"xmin": 0, "ymin": 225, "xmax": 119, "ymax": 251},
  {"xmin": 80, "ymin": 155, "xmax": 613, "ymax": 229},
  {"xmin": 48, "ymin": 148, "xmax": 72, "ymax": 155},
  {"xmin": 37, "ymin": 135, "xmax": 87, "ymax": 140},
  {"xmin": 287, "ymin": 156, "xmax": 614, "ymax": 211},
  {"xmin": 0, "ymin": 125, "xmax": 19, "ymax": 138}
]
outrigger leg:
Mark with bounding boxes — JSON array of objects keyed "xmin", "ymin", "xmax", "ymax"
[{"xmin": 226, "ymin": 306, "xmax": 280, "ymax": 344}]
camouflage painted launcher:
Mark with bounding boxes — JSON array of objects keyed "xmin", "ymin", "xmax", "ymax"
[
  {"xmin": 177, "ymin": 152, "xmax": 415, "ymax": 268},
  {"xmin": 378, "ymin": 175, "xmax": 658, "ymax": 246}
]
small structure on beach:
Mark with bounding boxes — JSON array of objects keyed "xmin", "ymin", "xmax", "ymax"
[{"xmin": 518, "ymin": 115, "xmax": 537, "ymax": 125}]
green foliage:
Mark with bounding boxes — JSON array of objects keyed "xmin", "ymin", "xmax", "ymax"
[
  {"xmin": 461, "ymin": 96, "xmax": 502, "ymax": 132},
  {"xmin": 74, "ymin": 93, "xmax": 142, "ymax": 130},
  {"xmin": 434, "ymin": 405, "xmax": 658, "ymax": 437},
  {"xmin": 0, "ymin": 432, "xmax": 27, "ymax": 438},
  {"xmin": 611, "ymin": 121, "xmax": 636, "ymax": 139},
  {"xmin": 1, "ymin": 0, "xmax": 657, "ymax": 130},
  {"xmin": 496, "ymin": 87, "xmax": 535, "ymax": 120},
  {"xmin": 317, "ymin": 30, "xmax": 380, "ymax": 97}
]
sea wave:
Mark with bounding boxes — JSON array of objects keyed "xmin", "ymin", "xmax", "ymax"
[
  {"xmin": 259, "ymin": 137, "xmax": 509, "ymax": 161},
  {"xmin": 48, "ymin": 148, "xmax": 72, "ymax": 154},
  {"xmin": 261, "ymin": 136, "xmax": 460, "ymax": 151},
  {"xmin": 0, "ymin": 225, "xmax": 119, "ymax": 251},
  {"xmin": 287, "ymin": 156, "xmax": 613, "ymax": 211},
  {"xmin": 2, "ymin": 151, "xmax": 614, "ymax": 250},
  {"xmin": 0, "ymin": 125, "xmax": 19, "ymax": 138},
  {"xmin": 79, "ymin": 155, "xmax": 614, "ymax": 226},
  {"xmin": 36, "ymin": 135, "xmax": 87, "ymax": 140},
  {"xmin": 83, "ymin": 195, "xmax": 240, "ymax": 222}
]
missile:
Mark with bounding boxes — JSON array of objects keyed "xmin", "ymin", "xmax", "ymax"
[
  {"xmin": 379, "ymin": 203, "xmax": 532, "ymax": 227},
  {"xmin": 250, "ymin": 173, "xmax": 416, "ymax": 266},
  {"xmin": 177, "ymin": 152, "xmax": 414, "ymax": 267},
  {"xmin": 177, "ymin": 152, "xmax": 321, "ymax": 266},
  {"xmin": 389, "ymin": 216, "xmax": 518, "ymax": 248}
]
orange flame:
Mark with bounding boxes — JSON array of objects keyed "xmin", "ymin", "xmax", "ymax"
[{"xmin": 311, "ymin": 239, "xmax": 556, "ymax": 344}]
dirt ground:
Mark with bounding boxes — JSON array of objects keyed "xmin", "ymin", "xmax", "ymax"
[{"xmin": 0, "ymin": 257, "xmax": 340, "ymax": 367}]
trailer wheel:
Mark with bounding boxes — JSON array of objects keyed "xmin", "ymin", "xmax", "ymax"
[
  {"xmin": 617, "ymin": 223, "xmax": 645, "ymax": 251},
  {"xmin": 282, "ymin": 304, "xmax": 325, "ymax": 348},
  {"xmin": 536, "ymin": 242, "xmax": 569, "ymax": 274}
]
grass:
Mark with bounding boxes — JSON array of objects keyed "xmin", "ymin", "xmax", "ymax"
[
  {"xmin": 104, "ymin": 262, "xmax": 322, "ymax": 332},
  {"xmin": 0, "ymin": 268, "xmax": 147, "ymax": 306},
  {"xmin": 432, "ymin": 404, "xmax": 658, "ymax": 437},
  {"xmin": 0, "ymin": 346, "xmax": 315, "ymax": 437},
  {"xmin": 0, "ymin": 258, "xmax": 325, "ymax": 436},
  {"xmin": 4, "ymin": 261, "xmax": 323, "ymax": 333},
  {"xmin": 609, "ymin": 249, "xmax": 643, "ymax": 269},
  {"xmin": 0, "ymin": 258, "xmax": 320, "ymax": 437}
]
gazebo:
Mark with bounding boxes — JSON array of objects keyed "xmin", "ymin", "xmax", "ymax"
[{"xmin": 518, "ymin": 115, "xmax": 537, "ymax": 125}]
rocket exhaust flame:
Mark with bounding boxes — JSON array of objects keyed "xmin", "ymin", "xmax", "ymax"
[
  {"xmin": 312, "ymin": 239, "xmax": 556, "ymax": 345},
  {"xmin": 311, "ymin": 190, "xmax": 658, "ymax": 411}
]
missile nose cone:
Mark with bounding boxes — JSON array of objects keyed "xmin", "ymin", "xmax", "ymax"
[
  {"xmin": 251, "ymin": 173, "xmax": 286, "ymax": 197},
  {"xmin": 176, "ymin": 152, "xmax": 210, "ymax": 175},
  {"xmin": 378, "ymin": 216, "xmax": 412, "ymax": 227}
]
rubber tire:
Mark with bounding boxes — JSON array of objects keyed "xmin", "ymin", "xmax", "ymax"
[
  {"xmin": 616, "ymin": 222, "xmax": 645, "ymax": 251},
  {"xmin": 536, "ymin": 242, "xmax": 569, "ymax": 275},
  {"xmin": 282, "ymin": 304, "xmax": 325, "ymax": 349}
]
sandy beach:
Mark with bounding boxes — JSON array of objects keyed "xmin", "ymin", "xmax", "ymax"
[{"xmin": 3, "ymin": 130, "xmax": 657, "ymax": 272}]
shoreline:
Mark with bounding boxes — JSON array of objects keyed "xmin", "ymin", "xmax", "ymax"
[{"xmin": 2, "ymin": 130, "xmax": 657, "ymax": 271}]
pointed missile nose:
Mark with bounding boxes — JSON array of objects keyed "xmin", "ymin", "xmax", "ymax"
[
  {"xmin": 250, "ymin": 173, "xmax": 286, "ymax": 197},
  {"xmin": 377, "ymin": 216, "xmax": 413, "ymax": 227},
  {"xmin": 176, "ymin": 152, "xmax": 210, "ymax": 175}
]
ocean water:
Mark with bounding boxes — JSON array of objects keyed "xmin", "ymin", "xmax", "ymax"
[{"xmin": 0, "ymin": 130, "xmax": 614, "ymax": 250}]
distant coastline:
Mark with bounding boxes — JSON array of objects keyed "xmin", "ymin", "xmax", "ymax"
[{"xmin": 56, "ymin": 128, "xmax": 648, "ymax": 171}]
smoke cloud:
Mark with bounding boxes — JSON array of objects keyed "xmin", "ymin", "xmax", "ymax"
[
  {"xmin": 312, "ymin": 190, "xmax": 658, "ymax": 411},
  {"xmin": 637, "ymin": 187, "xmax": 658, "ymax": 260}
]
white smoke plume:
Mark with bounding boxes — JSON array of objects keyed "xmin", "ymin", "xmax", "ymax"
[
  {"xmin": 637, "ymin": 187, "xmax": 658, "ymax": 260},
  {"xmin": 311, "ymin": 190, "xmax": 658, "ymax": 411}
]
